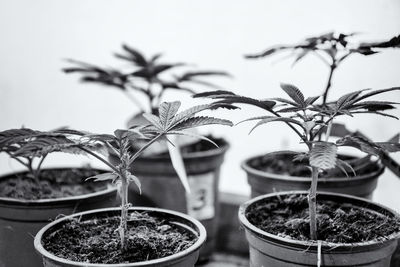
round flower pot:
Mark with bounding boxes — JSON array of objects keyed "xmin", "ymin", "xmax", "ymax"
[
  {"xmin": 34, "ymin": 207, "xmax": 206, "ymax": 267},
  {"xmin": 242, "ymin": 151, "xmax": 384, "ymax": 199},
  {"xmin": 112, "ymin": 137, "xmax": 229, "ymax": 261},
  {"xmin": 238, "ymin": 191, "xmax": 400, "ymax": 267},
  {"xmin": 0, "ymin": 168, "xmax": 118, "ymax": 267}
]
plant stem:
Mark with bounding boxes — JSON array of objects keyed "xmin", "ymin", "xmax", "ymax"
[
  {"xmin": 34, "ymin": 155, "xmax": 47, "ymax": 181},
  {"xmin": 309, "ymin": 166, "xmax": 319, "ymax": 240},
  {"xmin": 79, "ymin": 147, "xmax": 119, "ymax": 173},
  {"xmin": 129, "ymin": 133, "xmax": 164, "ymax": 165},
  {"xmin": 322, "ymin": 63, "xmax": 336, "ymax": 105},
  {"xmin": 119, "ymin": 170, "xmax": 129, "ymax": 251}
]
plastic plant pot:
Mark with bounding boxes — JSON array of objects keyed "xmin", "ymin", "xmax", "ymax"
[{"xmin": 34, "ymin": 207, "xmax": 207, "ymax": 267}]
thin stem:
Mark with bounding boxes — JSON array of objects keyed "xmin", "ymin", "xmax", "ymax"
[
  {"xmin": 119, "ymin": 170, "xmax": 129, "ymax": 251},
  {"xmin": 325, "ymin": 121, "xmax": 333, "ymax": 142},
  {"xmin": 79, "ymin": 147, "xmax": 119, "ymax": 173},
  {"xmin": 309, "ymin": 166, "xmax": 319, "ymax": 240},
  {"xmin": 129, "ymin": 133, "xmax": 164, "ymax": 165},
  {"xmin": 322, "ymin": 63, "xmax": 336, "ymax": 105},
  {"xmin": 34, "ymin": 155, "xmax": 47, "ymax": 180}
]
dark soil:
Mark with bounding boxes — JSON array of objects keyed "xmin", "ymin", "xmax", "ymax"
[
  {"xmin": 246, "ymin": 194, "xmax": 400, "ymax": 243},
  {"xmin": 0, "ymin": 168, "xmax": 108, "ymax": 200},
  {"xmin": 43, "ymin": 211, "xmax": 197, "ymax": 264},
  {"xmin": 249, "ymin": 152, "xmax": 380, "ymax": 178}
]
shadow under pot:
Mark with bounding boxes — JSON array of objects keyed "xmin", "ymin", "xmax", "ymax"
[
  {"xmin": 242, "ymin": 151, "xmax": 384, "ymax": 199},
  {"xmin": 111, "ymin": 137, "xmax": 229, "ymax": 261},
  {"xmin": 0, "ymin": 167, "xmax": 118, "ymax": 267},
  {"xmin": 238, "ymin": 191, "xmax": 400, "ymax": 267},
  {"xmin": 34, "ymin": 207, "xmax": 206, "ymax": 267}
]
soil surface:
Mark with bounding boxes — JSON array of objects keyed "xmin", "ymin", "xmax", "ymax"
[
  {"xmin": 0, "ymin": 168, "xmax": 108, "ymax": 200},
  {"xmin": 43, "ymin": 211, "xmax": 197, "ymax": 264},
  {"xmin": 246, "ymin": 194, "xmax": 400, "ymax": 243},
  {"xmin": 249, "ymin": 152, "xmax": 380, "ymax": 178}
]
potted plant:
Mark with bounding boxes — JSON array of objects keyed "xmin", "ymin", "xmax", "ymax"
[
  {"xmin": 240, "ymin": 32, "xmax": 400, "ymax": 199},
  {"xmin": 34, "ymin": 100, "xmax": 233, "ymax": 266},
  {"xmin": 196, "ymin": 85, "xmax": 400, "ymax": 266},
  {"xmin": 0, "ymin": 128, "xmax": 118, "ymax": 267},
  {"xmin": 64, "ymin": 45, "xmax": 231, "ymax": 259}
]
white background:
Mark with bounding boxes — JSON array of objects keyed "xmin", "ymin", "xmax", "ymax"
[{"xmin": 1, "ymin": 0, "xmax": 399, "ymax": 211}]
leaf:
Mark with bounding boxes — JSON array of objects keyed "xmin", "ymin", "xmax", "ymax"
[
  {"xmin": 280, "ymin": 83, "xmax": 305, "ymax": 106},
  {"xmin": 336, "ymin": 135, "xmax": 381, "ymax": 156},
  {"xmin": 353, "ymin": 87, "xmax": 400, "ymax": 103},
  {"xmin": 159, "ymin": 101, "xmax": 181, "ymax": 129},
  {"xmin": 310, "ymin": 142, "xmax": 338, "ymax": 170},
  {"xmin": 86, "ymin": 172, "xmax": 118, "ymax": 182},
  {"xmin": 193, "ymin": 90, "xmax": 236, "ymax": 98},
  {"xmin": 171, "ymin": 116, "xmax": 232, "ymax": 131},
  {"xmin": 127, "ymin": 173, "xmax": 142, "ymax": 194},
  {"xmin": 177, "ymin": 71, "xmax": 231, "ymax": 81},
  {"xmin": 117, "ymin": 44, "xmax": 147, "ymax": 66},
  {"xmin": 167, "ymin": 138, "xmax": 190, "ymax": 193},
  {"xmin": 143, "ymin": 113, "xmax": 163, "ymax": 129},
  {"xmin": 375, "ymin": 142, "xmax": 400, "ymax": 153},
  {"xmin": 250, "ymin": 117, "xmax": 304, "ymax": 133},
  {"xmin": 335, "ymin": 158, "xmax": 356, "ymax": 177},
  {"xmin": 305, "ymin": 96, "xmax": 320, "ymax": 106},
  {"xmin": 244, "ymin": 46, "xmax": 289, "ymax": 59}
]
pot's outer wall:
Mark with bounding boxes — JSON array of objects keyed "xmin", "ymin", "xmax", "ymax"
[
  {"xmin": 243, "ymin": 152, "xmax": 384, "ymax": 200},
  {"xmin": 111, "ymin": 139, "xmax": 229, "ymax": 261},
  {"xmin": 239, "ymin": 191, "xmax": 400, "ymax": 267},
  {"xmin": 35, "ymin": 207, "xmax": 206, "ymax": 267},
  {"xmin": 0, "ymin": 168, "xmax": 118, "ymax": 267}
]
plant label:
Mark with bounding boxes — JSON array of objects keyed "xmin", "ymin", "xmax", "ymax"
[{"xmin": 186, "ymin": 172, "xmax": 215, "ymax": 220}]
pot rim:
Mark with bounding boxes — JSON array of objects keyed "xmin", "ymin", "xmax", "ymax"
[
  {"xmin": 34, "ymin": 206, "xmax": 207, "ymax": 266},
  {"xmin": 241, "ymin": 151, "xmax": 384, "ymax": 182},
  {"xmin": 0, "ymin": 167, "xmax": 117, "ymax": 205},
  {"xmin": 140, "ymin": 137, "xmax": 230, "ymax": 160},
  {"xmin": 238, "ymin": 190, "xmax": 400, "ymax": 249}
]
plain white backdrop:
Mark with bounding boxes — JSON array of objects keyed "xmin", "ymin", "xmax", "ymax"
[{"xmin": 1, "ymin": 0, "xmax": 399, "ymax": 210}]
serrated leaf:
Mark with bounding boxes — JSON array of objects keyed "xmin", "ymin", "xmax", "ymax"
[
  {"xmin": 159, "ymin": 101, "xmax": 181, "ymax": 129},
  {"xmin": 335, "ymin": 158, "xmax": 356, "ymax": 177},
  {"xmin": 171, "ymin": 116, "xmax": 232, "ymax": 131},
  {"xmin": 310, "ymin": 142, "xmax": 338, "ymax": 170},
  {"xmin": 166, "ymin": 131, "xmax": 218, "ymax": 147},
  {"xmin": 250, "ymin": 117, "xmax": 304, "ymax": 133},
  {"xmin": 280, "ymin": 83, "xmax": 305, "ymax": 106},
  {"xmin": 143, "ymin": 113, "xmax": 163, "ymax": 129},
  {"xmin": 336, "ymin": 135, "xmax": 381, "ymax": 156},
  {"xmin": 193, "ymin": 90, "xmax": 236, "ymax": 98},
  {"xmin": 305, "ymin": 96, "xmax": 320, "ymax": 106},
  {"xmin": 86, "ymin": 172, "xmax": 118, "ymax": 182}
]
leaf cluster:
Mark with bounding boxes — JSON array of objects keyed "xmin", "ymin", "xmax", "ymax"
[
  {"xmin": 63, "ymin": 45, "xmax": 230, "ymax": 113},
  {"xmin": 245, "ymin": 32, "xmax": 400, "ymax": 66},
  {"xmin": 195, "ymin": 84, "xmax": 400, "ymax": 175}
]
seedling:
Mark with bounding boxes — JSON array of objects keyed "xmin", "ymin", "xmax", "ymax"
[
  {"xmin": 245, "ymin": 32, "xmax": 400, "ymax": 104},
  {"xmin": 195, "ymin": 85, "xmax": 400, "ymax": 240},
  {"xmin": 63, "ymin": 45, "xmax": 231, "ymax": 190},
  {"xmin": 10, "ymin": 101, "xmax": 232, "ymax": 251},
  {"xmin": 0, "ymin": 128, "xmax": 98, "ymax": 183}
]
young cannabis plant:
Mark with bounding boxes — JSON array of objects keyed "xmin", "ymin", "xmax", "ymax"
[
  {"xmin": 245, "ymin": 32, "xmax": 400, "ymax": 104},
  {"xmin": 0, "ymin": 128, "xmax": 98, "ymax": 182},
  {"xmin": 195, "ymin": 84, "xmax": 400, "ymax": 240},
  {"xmin": 64, "ymin": 44, "xmax": 230, "ymax": 114},
  {"xmin": 15, "ymin": 101, "xmax": 232, "ymax": 251}
]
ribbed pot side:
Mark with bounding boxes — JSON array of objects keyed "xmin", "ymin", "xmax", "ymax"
[
  {"xmin": 0, "ymin": 168, "xmax": 118, "ymax": 267},
  {"xmin": 238, "ymin": 191, "xmax": 400, "ymax": 267},
  {"xmin": 242, "ymin": 152, "xmax": 384, "ymax": 200}
]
